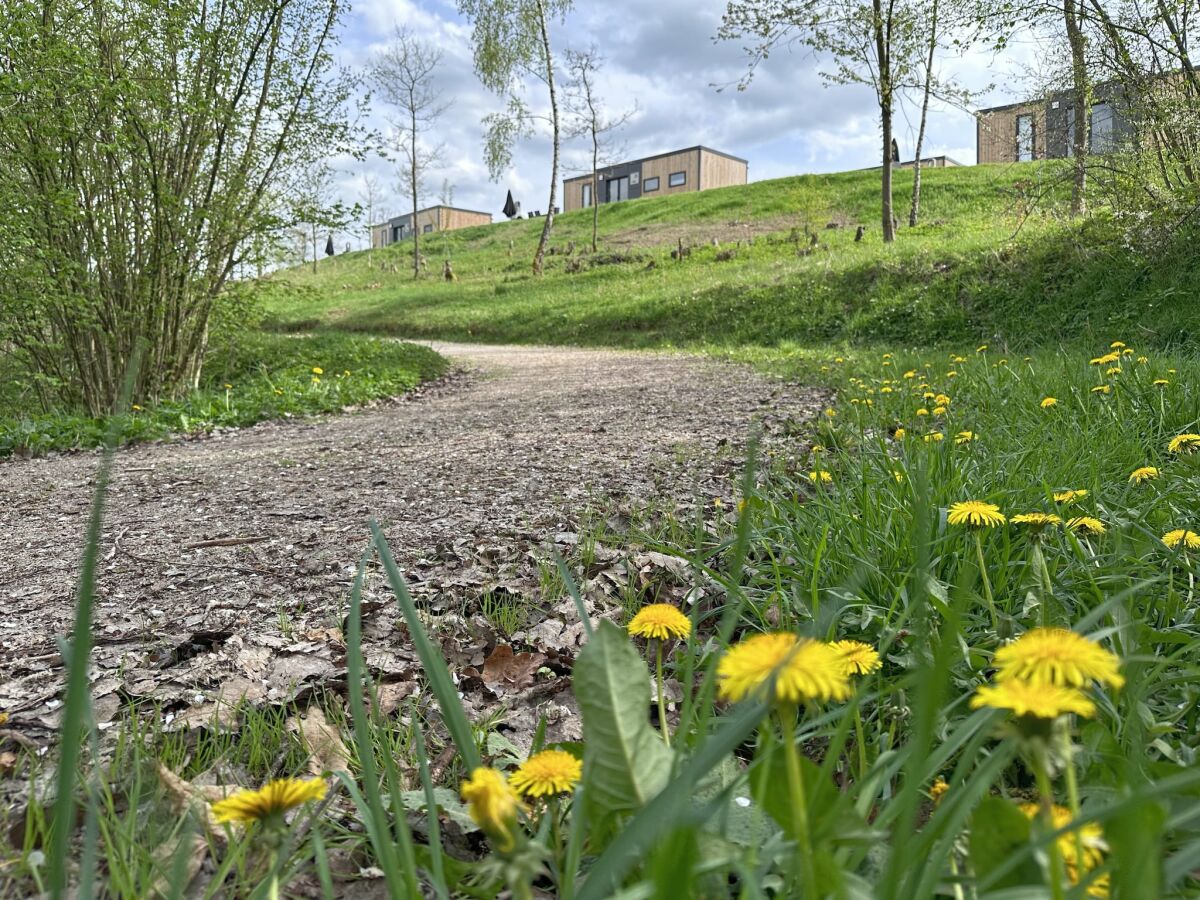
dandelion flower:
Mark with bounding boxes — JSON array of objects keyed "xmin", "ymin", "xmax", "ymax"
[
  {"xmin": 1137, "ymin": 356, "xmax": 1148, "ymax": 364},
  {"xmin": 508, "ymin": 750, "xmax": 582, "ymax": 799},
  {"xmin": 946, "ymin": 371, "xmax": 958, "ymax": 378},
  {"xmin": 1066, "ymin": 516, "xmax": 1106, "ymax": 535},
  {"xmin": 904, "ymin": 370, "xmax": 916, "ymax": 379},
  {"xmin": 1168, "ymin": 433, "xmax": 1200, "ymax": 454},
  {"xmin": 1090, "ymin": 385, "xmax": 1111, "ymax": 394},
  {"xmin": 916, "ymin": 408, "xmax": 930, "ymax": 417},
  {"xmin": 716, "ymin": 634, "xmax": 851, "ymax": 705},
  {"xmin": 994, "ymin": 628, "xmax": 1124, "ymax": 689},
  {"xmin": 1153, "ymin": 379, "xmax": 1169, "ymax": 387},
  {"xmin": 892, "ymin": 470, "xmax": 905, "ymax": 483},
  {"xmin": 929, "ymin": 778, "xmax": 949, "ymax": 807},
  {"xmin": 932, "ymin": 406, "xmax": 948, "ymax": 415},
  {"xmin": 1090, "ymin": 353, "xmax": 1120, "ymax": 366},
  {"xmin": 934, "ymin": 394, "xmax": 951, "ymax": 406},
  {"xmin": 1041, "ymin": 397, "xmax": 1058, "ymax": 409},
  {"xmin": 1053, "ymin": 489, "xmax": 1088, "ymax": 504},
  {"xmin": 809, "ymin": 470, "xmax": 833, "ymax": 484},
  {"xmin": 1105, "ymin": 367, "xmax": 1121, "ymax": 376},
  {"xmin": 211, "ymin": 778, "xmax": 327, "ymax": 825},
  {"xmin": 893, "ymin": 427, "xmax": 906, "ymax": 441},
  {"xmin": 1163, "ymin": 529, "xmax": 1200, "ymax": 551},
  {"xmin": 627, "ymin": 604, "xmax": 692, "ymax": 641},
  {"xmin": 1017, "ymin": 803, "xmax": 1110, "ymax": 897},
  {"xmin": 947, "ymin": 500, "xmax": 1006, "ymax": 528},
  {"xmin": 1110, "ymin": 341, "xmax": 1126, "ymax": 349},
  {"xmin": 461, "ymin": 768, "xmax": 521, "ymax": 851},
  {"xmin": 977, "ymin": 344, "xmax": 989, "ymax": 353},
  {"xmin": 312, "ymin": 366, "xmax": 324, "ymax": 375},
  {"xmin": 955, "ymin": 431, "xmax": 976, "ymax": 444},
  {"xmin": 1011, "ymin": 512, "xmax": 1062, "ymax": 531},
  {"xmin": 832, "ymin": 640, "xmax": 882, "ymax": 676},
  {"xmin": 824, "ymin": 408, "xmax": 837, "ymax": 419},
  {"xmin": 1129, "ymin": 466, "xmax": 1159, "ymax": 483},
  {"xmin": 970, "ymin": 680, "xmax": 1095, "ymax": 719}
]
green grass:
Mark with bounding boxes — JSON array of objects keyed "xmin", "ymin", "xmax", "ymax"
[
  {"xmin": 0, "ymin": 332, "xmax": 448, "ymax": 456},
  {"xmin": 264, "ymin": 163, "xmax": 1200, "ymax": 353}
]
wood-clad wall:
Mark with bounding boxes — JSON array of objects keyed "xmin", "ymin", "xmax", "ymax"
[
  {"xmin": 640, "ymin": 149, "xmax": 701, "ymax": 197},
  {"xmin": 699, "ymin": 151, "xmax": 749, "ymax": 190},
  {"xmin": 563, "ymin": 177, "xmax": 592, "ymax": 213},
  {"xmin": 438, "ymin": 208, "xmax": 492, "ymax": 231},
  {"xmin": 977, "ymin": 103, "xmax": 1045, "ymax": 164}
]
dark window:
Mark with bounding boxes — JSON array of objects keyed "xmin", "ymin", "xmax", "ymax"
[
  {"xmin": 607, "ymin": 176, "xmax": 629, "ymax": 203},
  {"xmin": 643, "ymin": 176, "xmax": 660, "ymax": 192},
  {"xmin": 581, "ymin": 183, "xmax": 592, "ymax": 207},
  {"xmin": 423, "ymin": 224, "xmax": 433, "ymax": 234},
  {"xmin": 1016, "ymin": 114, "xmax": 1034, "ymax": 162},
  {"xmin": 668, "ymin": 171, "xmax": 686, "ymax": 187}
]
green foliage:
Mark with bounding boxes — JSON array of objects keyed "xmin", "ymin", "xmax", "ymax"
[
  {"xmin": 0, "ymin": 333, "xmax": 448, "ymax": 457},
  {"xmin": 263, "ymin": 164, "xmax": 1200, "ymax": 352}
]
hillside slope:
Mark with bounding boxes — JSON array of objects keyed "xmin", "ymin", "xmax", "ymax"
[{"xmin": 266, "ymin": 163, "xmax": 1200, "ymax": 352}]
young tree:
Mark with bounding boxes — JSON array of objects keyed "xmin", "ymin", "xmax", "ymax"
[
  {"xmin": 368, "ymin": 28, "xmax": 450, "ymax": 278},
  {"xmin": 359, "ymin": 171, "xmax": 386, "ymax": 258},
  {"xmin": 720, "ymin": 0, "xmax": 921, "ymax": 242},
  {"xmin": 294, "ymin": 163, "xmax": 343, "ymax": 275},
  {"xmin": 458, "ymin": 0, "xmax": 573, "ymax": 274},
  {"xmin": 565, "ymin": 48, "xmax": 637, "ymax": 252},
  {"xmin": 0, "ymin": 0, "xmax": 359, "ymax": 412}
]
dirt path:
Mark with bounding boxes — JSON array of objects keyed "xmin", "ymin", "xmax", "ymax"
[{"xmin": 0, "ymin": 343, "xmax": 823, "ymax": 744}]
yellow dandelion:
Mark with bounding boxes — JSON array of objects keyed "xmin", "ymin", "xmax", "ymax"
[
  {"xmin": 892, "ymin": 470, "xmax": 905, "ymax": 483},
  {"xmin": 716, "ymin": 634, "xmax": 851, "ymax": 705},
  {"xmin": 1168, "ymin": 433, "xmax": 1200, "ymax": 454},
  {"xmin": 893, "ymin": 427, "xmax": 906, "ymax": 441},
  {"xmin": 1129, "ymin": 466, "xmax": 1159, "ymax": 483},
  {"xmin": 923, "ymin": 432, "xmax": 945, "ymax": 443},
  {"xmin": 1090, "ymin": 385, "xmax": 1111, "ymax": 394},
  {"xmin": 1041, "ymin": 397, "xmax": 1058, "ymax": 409},
  {"xmin": 880, "ymin": 386, "xmax": 894, "ymax": 394},
  {"xmin": 808, "ymin": 470, "xmax": 834, "ymax": 484},
  {"xmin": 824, "ymin": 408, "xmax": 837, "ymax": 418},
  {"xmin": 131, "ymin": 404, "xmax": 143, "ymax": 411},
  {"xmin": 1090, "ymin": 352, "xmax": 1120, "ymax": 366},
  {"xmin": 461, "ymin": 768, "xmax": 521, "ymax": 851},
  {"xmin": 1053, "ymin": 489, "xmax": 1088, "ymax": 504},
  {"xmin": 970, "ymin": 680, "xmax": 1095, "ymax": 719},
  {"xmin": 904, "ymin": 370, "xmax": 916, "ymax": 379},
  {"xmin": 627, "ymin": 603, "xmax": 692, "ymax": 641},
  {"xmin": 1105, "ymin": 367, "xmax": 1121, "ymax": 376},
  {"xmin": 1017, "ymin": 803, "xmax": 1110, "ymax": 897},
  {"xmin": 1137, "ymin": 356, "xmax": 1148, "ymax": 364},
  {"xmin": 1153, "ymin": 379, "xmax": 1169, "ymax": 387},
  {"xmin": 929, "ymin": 777, "xmax": 949, "ymax": 807},
  {"xmin": 947, "ymin": 500, "xmax": 1006, "ymax": 528},
  {"xmin": 977, "ymin": 344, "xmax": 988, "ymax": 353},
  {"xmin": 224, "ymin": 383, "xmax": 232, "ymax": 389},
  {"xmin": 1163, "ymin": 529, "xmax": 1200, "ymax": 551},
  {"xmin": 955, "ymin": 431, "xmax": 976, "ymax": 444},
  {"xmin": 994, "ymin": 628, "xmax": 1124, "ymax": 689},
  {"xmin": 508, "ymin": 750, "xmax": 582, "ymax": 799},
  {"xmin": 832, "ymin": 640, "xmax": 882, "ymax": 676},
  {"xmin": 210, "ymin": 778, "xmax": 327, "ymax": 825},
  {"xmin": 934, "ymin": 394, "xmax": 951, "ymax": 406},
  {"xmin": 932, "ymin": 406, "xmax": 948, "ymax": 415},
  {"xmin": 1011, "ymin": 512, "xmax": 1062, "ymax": 531},
  {"xmin": 1110, "ymin": 341, "xmax": 1125, "ymax": 349},
  {"xmin": 916, "ymin": 408, "xmax": 930, "ymax": 417},
  {"xmin": 834, "ymin": 357, "xmax": 845, "ymax": 364},
  {"xmin": 1066, "ymin": 516, "xmax": 1106, "ymax": 535},
  {"xmin": 312, "ymin": 366, "xmax": 324, "ymax": 375}
]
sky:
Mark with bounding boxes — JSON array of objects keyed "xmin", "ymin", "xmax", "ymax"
[{"xmin": 329, "ymin": 0, "xmax": 1046, "ymax": 245}]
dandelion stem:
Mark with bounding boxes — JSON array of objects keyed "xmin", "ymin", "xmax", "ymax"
[
  {"xmin": 779, "ymin": 706, "xmax": 820, "ymax": 898},
  {"xmin": 853, "ymin": 705, "xmax": 868, "ymax": 783},
  {"xmin": 655, "ymin": 641, "xmax": 671, "ymax": 747},
  {"xmin": 1058, "ymin": 727, "xmax": 1086, "ymax": 890},
  {"xmin": 974, "ymin": 531, "xmax": 999, "ymax": 631},
  {"xmin": 1030, "ymin": 541, "xmax": 1054, "ymax": 626},
  {"xmin": 1033, "ymin": 742, "xmax": 1067, "ymax": 900}
]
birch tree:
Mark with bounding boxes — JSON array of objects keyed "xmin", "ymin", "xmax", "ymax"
[
  {"xmin": 720, "ymin": 0, "xmax": 921, "ymax": 242},
  {"xmin": 458, "ymin": 0, "xmax": 573, "ymax": 274},
  {"xmin": 368, "ymin": 28, "xmax": 449, "ymax": 278},
  {"xmin": 565, "ymin": 49, "xmax": 637, "ymax": 253}
]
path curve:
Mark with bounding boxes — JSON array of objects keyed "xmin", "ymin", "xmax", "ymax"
[{"xmin": 0, "ymin": 344, "xmax": 824, "ymax": 725}]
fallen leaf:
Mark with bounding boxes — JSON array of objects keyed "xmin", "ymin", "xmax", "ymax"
[
  {"xmin": 482, "ymin": 644, "xmax": 545, "ymax": 691},
  {"xmin": 156, "ymin": 762, "xmax": 232, "ymax": 841},
  {"xmin": 289, "ymin": 707, "xmax": 351, "ymax": 781}
]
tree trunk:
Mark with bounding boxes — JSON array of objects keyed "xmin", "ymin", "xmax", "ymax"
[
  {"xmin": 909, "ymin": 0, "xmax": 938, "ymax": 228},
  {"xmin": 875, "ymin": 0, "xmax": 896, "ymax": 243},
  {"xmin": 1065, "ymin": 0, "xmax": 1090, "ymax": 215},
  {"xmin": 311, "ymin": 222, "xmax": 318, "ymax": 273},
  {"xmin": 532, "ymin": 0, "xmax": 558, "ymax": 276},
  {"xmin": 411, "ymin": 105, "xmax": 421, "ymax": 278},
  {"xmin": 591, "ymin": 127, "xmax": 599, "ymax": 253}
]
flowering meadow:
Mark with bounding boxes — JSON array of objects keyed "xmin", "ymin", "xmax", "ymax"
[{"xmin": 7, "ymin": 343, "xmax": 1200, "ymax": 898}]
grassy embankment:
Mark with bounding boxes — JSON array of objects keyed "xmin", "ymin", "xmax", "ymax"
[{"xmin": 265, "ymin": 162, "xmax": 1200, "ymax": 366}]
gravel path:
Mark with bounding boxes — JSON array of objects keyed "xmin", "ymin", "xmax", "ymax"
[{"xmin": 0, "ymin": 343, "xmax": 824, "ymax": 730}]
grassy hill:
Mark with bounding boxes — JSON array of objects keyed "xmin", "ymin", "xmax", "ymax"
[{"xmin": 265, "ymin": 163, "xmax": 1200, "ymax": 357}]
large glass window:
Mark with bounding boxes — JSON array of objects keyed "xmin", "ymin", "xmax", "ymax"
[
  {"xmin": 607, "ymin": 176, "xmax": 629, "ymax": 203},
  {"xmin": 1016, "ymin": 114, "xmax": 1034, "ymax": 162},
  {"xmin": 668, "ymin": 171, "xmax": 686, "ymax": 187},
  {"xmin": 1091, "ymin": 102, "xmax": 1114, "ymax": 152},
  {"xmin": 643, "ymin": 176, "xmax": 660, "ymax": 192},
  {"xmin": 581, "ymin": 183, "xmax": 592, "ymax": 207}
]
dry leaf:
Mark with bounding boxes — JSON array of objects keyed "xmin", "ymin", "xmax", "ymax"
[
  {"xmin": 482, "ymin": 644, "xmax": 545, "ymax": 691},
  {"xmin": 155, "ymin": 762, "xmax": 232, "ymax": 841},
  {"xmin": 151, "ymin": 832, "xmax": 207, "ymax": 899},
  {"xmin": 289, "ymin": 707, "xmax": 351, "ymax": 781}
]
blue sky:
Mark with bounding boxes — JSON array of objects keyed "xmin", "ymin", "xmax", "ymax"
[{"xmin": 329, "ymin": 0, "xmax": 1045, "ymax": 244}]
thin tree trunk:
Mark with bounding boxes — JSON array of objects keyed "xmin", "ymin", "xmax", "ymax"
[
  {"xmin": 1065, "ymin": 0, "xmax": 1090, "ymax": 215},
  {"xmin": 876, "ymin": 0, "xmax": 896, "ymax": 242},
  {"xmin": 591, "ymin": 124, "xmax": 599, "ymax": 253},
  {"xmin": 532, "ymin": 0, "xmax": 558, "ymax": 276},
  {"xmin": 411, "ymin": 103, "xmax": 421, "ymax": 278},
  {"xmin": 311, "ymin": 222, "xmax": 318, "ymax": 273},
  {"xmin": 909, "ymin": 0, "xmax": 938, "ymax": 228}
]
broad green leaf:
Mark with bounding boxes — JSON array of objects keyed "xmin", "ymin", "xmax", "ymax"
[
  {"xmin": 969, "ymin": 797, "xmax": 1040, "ymax": 890},
  {"xmin": 1106, "ymin": 797, "xmax": 1165, "ymax": 899},
  {"xmin": 574, "ymin": 620, "xmax": 671, "ymax": 823}
]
